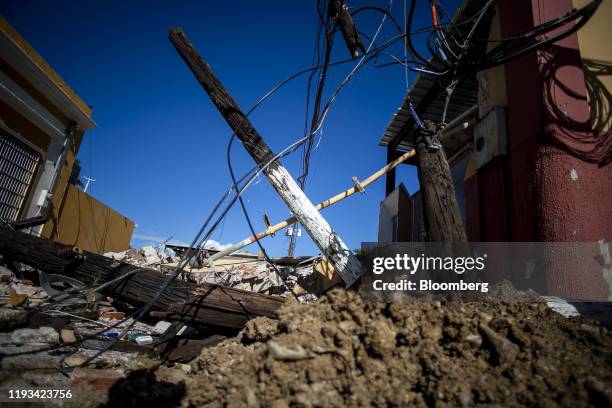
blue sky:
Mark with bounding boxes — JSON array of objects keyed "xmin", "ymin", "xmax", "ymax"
[{"xmin": 1, "ymin": 0, "xmax": 459, "ymax": 256}]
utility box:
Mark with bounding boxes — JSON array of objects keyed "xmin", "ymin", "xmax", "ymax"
[{"xmin": 474, "ymin": 106, "xmax": 507, "ymax": 170}]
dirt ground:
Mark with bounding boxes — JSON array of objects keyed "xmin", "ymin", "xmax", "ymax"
[{"xmin": 69, "ymin": 288, "xmax": 612, "ymax": 407}]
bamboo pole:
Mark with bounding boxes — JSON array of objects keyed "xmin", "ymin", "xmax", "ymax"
[{"xmin": 207, "ymin": 149, "xmax": 416, "ymax": 264}]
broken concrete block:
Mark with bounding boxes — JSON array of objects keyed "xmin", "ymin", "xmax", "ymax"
[
  {"xmin": 19, "ymin": 326, "xmax": 59, "ymax": 344},
  {"xmin": 103, "ymin": 251, "xmax": 128, "ymax": 261},
  {"xmin": 0, "ymin": 308, "xmax": 29, "ymax": 330},
  {"xmin": 140, "ymin": 245, "xmax": 161, "ymax": 265},
  {"xmin": 152, "ymin": 320, "xmax": 172, "ymax": 335},
  {"xmin": 61, "ymin": 329, "xmax": 77, "ymax": 343},
  {"xmin": 1, "ymin": 347, "xmax": 61, "ymax": 370},
  {"xmin": 70, "ymin": 368, "xmax": 125, "ymax": 390},
  {"xmin": 65, "ymin": 355, "xmax": 89, "ymax": 367},
  {"xmin": 3, "ymin": 326, "xmax": 60, "ymax": 345},
  {"xmin": 11, "ymin": 282, "xmax": 40, "ymax": 296}
]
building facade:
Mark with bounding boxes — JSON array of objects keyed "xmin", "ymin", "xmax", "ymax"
[{"xmin": 0, "ymin": 17, "xmax": 134, "ymax": 254}]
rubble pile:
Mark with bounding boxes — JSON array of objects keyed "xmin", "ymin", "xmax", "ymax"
[
  {"xmin": 0, "ymin": 257, "xmax": 208, "ymax": 394},
  {"xmin": 0, "ymin": 265, "xmax": 48, "ymax": 309},
  {"xmin": 175, "ymin": 289, "xmax": 612, "ymax": 407},
  {"xmin": 103, "ymin": 245, "xmax": 178, "ymax": 269},
  {"xmin": 187, "ymin": 257, "xmax": 319, "ymax": 297},
  {"xmin": 103, "ymin": 245, "xmax": 325, "ymax": 298}
]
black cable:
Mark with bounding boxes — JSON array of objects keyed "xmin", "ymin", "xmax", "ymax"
[
  {"xmin": 406, "ymin": 0, "xmax": 431, "ymax": 65},
  {"xmin": 351, "ymin": 6, "xmax": 402, "ymax": 34}
]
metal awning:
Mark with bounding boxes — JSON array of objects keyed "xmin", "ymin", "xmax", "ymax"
[{"xmin": 379, "ymin": 0, "xmax": 491, "ymax": 156}]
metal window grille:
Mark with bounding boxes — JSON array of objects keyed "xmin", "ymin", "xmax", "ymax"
[{"xmin": 0, "ymin": 126, "xmax": 41, "ymax": 222}]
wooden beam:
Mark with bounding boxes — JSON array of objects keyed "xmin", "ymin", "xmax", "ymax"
[
  {"xmin": 0, "ymin": 228, "xmax": 284, "ymax": 329},
  {"xmin": 169, "ymin": 28, "xmax": 362, "ymax": 286}
]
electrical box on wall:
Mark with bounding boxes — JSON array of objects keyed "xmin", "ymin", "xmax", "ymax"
[{"xmin": 474, "ymin": 106, "xmax": 507, "ymax": 169}]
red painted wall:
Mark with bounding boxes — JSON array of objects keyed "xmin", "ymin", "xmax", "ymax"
[{"xmin": 465, "ymin": 0, "xmax": 612, "ymax": 299}]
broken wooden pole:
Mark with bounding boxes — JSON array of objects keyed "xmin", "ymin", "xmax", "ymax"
[
  {"xmin": 206, "ymin": 149, "xmax": 417, "ymax": 264},
  {"xmin": 328, "ymin": 0, "xmax": 365, "ymax": 58},
  {"xmin": 0, "ymin": 228, "xmax": 284, "ymax": 329},
  {"xmin": 415, "ymin": 121, "xmax": 468, "ymax": 242},
  {"xmin": 169, "ymin": 28, "xmax": 362, "ymax": 286}
]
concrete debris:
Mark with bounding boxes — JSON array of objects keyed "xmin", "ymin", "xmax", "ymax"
[
  {"xmin": 103, "ymin": 244, "xmax": 179, "ymax": 269},
  {"xmin": 152, "ymin": 320, "xmax": 172, "ymax": 335},
  {"xmin": 0, "ymin": 326, "xmax": 59, "ymax": 345},
  {"xmin": 61, "ymin": 328, "xmax": 77, "ymax": 343},
  {"xmin": 103, "ymin": 244, "xmax": 336, "ymax": 299},
  {"xmin": 0, "ymin": 308, "xmax": 29, "ymax": 331}
]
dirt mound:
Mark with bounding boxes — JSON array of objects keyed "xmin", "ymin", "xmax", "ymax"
[{"xmin": 183, "ymin": 289, "xmax": 612, "ymax": 407}]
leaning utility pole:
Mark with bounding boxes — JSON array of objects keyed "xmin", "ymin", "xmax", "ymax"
[
  {"xmin": 415, "ymin": 121, "xmax": 468, "ymax": 242},
  {"xmin": 328, "ymin": 0, "xmax": 365, "ymax": 58},
  {"xmin": 169, "ymin": 28, "xmax": 362, "ymax": 286}
]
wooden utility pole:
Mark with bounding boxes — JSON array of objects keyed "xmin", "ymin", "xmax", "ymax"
[
  {"xmin": 169, "ymin": 28, "xmax": 362, "ymax": 286},
  {"xmin": 328, "ymin": 0, "xmax": 365, "ymax": 58},
  {"xmin": 415, "ymin": 121, "xmax": 468, "ymax": 242}
]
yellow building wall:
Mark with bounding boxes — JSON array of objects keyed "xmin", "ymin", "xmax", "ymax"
[
  {"xmin": 466, "ymin": 7, "xmax": 508, "ymax": 181},
  {"xmin": 45, "ymin": 185, "xmax": 135, "ymax": 254},
  {"xmin": 573, "ymin": 0, "xmax": 611, "ymax": 132}
]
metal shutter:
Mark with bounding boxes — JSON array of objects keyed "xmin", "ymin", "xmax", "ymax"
[{"xmin": 0, "ymin": 125, "xmax": 41, "ymax": 222}]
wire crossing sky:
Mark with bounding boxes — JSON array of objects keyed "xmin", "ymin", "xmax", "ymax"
[{"xmin": 1, "ymin": 0, "xmax": 467, "ymax": 256}]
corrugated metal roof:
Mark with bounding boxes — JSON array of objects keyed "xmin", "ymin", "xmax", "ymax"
[
  {"xmin": 379, "ymin": 0, "xmax": 490, "ymax": 152},
  {"xmin": 379, "ymin": 76, "xmax": 478, "ymax": 151}
]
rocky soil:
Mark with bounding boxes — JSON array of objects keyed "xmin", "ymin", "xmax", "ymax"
[{"xmin": 177, "ymin": 289, "xmax": 612, "ymax": 407}]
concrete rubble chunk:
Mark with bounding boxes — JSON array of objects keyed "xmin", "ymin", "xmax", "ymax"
[
  {"xmin": 152, "ymin": 320, "xmax": 172, "ymax": 335},
  {"xmin": 61, "ymin": 328, "xmax": 77, "ymax": 343},
  {"xmin": 11, "ymin": 282, "xmax": 41, "ymax": 297},
  {"xmin": 0, "ymin": 308, "xmax": 29, "ymax": 330},
  {"xmin": 1, "ymin": 326, "xmax": 60, "ymax": 345},
  {"xmin": 140, "ymin": 245, "xmax": 161, "ymax": 265}
]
